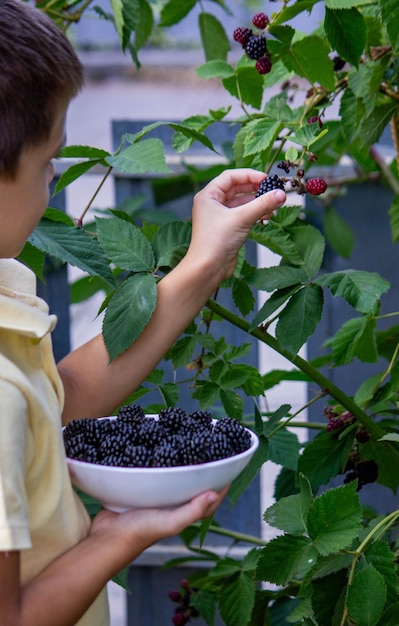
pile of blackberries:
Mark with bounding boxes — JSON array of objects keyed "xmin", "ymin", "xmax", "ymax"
[
  {"xmin": 233, "ymin": 12, "xmax": 272, "ymax": 75},
  {"xmin": 63, "ymin": 404, "xmax": 252, "ymax": 468}
]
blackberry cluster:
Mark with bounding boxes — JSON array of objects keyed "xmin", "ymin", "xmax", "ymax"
[
  {"xmin": 255, "ymin": 173, "xmax": 285, "ymax": 197},
  {"xmin": 169, "ymin": 579, "xmax": 199, "ymax": 626},
  {"xmin": 63, "ymin": 404, "xmax": 252, "ymax": 468},
  {"xmin": 233, "ymin": 12, "xmax": 272, "ymax": 75},
  {"xmin": 324, "ymin": 405, "xmax": 355, "ymax": 432}
]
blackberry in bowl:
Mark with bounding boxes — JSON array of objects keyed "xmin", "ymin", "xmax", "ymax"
[{"xmin": 63, "ymin": 405, "xmax": 259, "ymax": 512}]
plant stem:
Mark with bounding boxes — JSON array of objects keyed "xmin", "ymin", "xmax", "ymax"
[
  {"xmin": 77, "ymin": 166, "xmax": 113, "ymax": 227},
  {"xmin": 192, "ymin": 522, "xmax": 267, "ymax": 546},
  {"xmin": 206, "ymin": 299, "xmax": 386, "ymax": 440}
]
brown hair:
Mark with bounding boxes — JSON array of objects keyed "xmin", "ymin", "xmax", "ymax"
[{"xmin": 0, "ymin": 0, "xmax": 84, "ymax": 179}]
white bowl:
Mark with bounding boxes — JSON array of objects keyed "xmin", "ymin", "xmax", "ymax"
[{"xmin": 65, "ymin": 416, "xmax": 259, "ymax": 512}]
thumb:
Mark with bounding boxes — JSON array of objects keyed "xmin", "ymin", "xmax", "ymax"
[{"xmin": 243, "ymin": 188, "xmax": 286, "ymax": 224}]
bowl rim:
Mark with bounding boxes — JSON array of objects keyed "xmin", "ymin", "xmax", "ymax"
[{"xmin": 64, "ymin": 414, "xmax": 259, "ymax": 474}]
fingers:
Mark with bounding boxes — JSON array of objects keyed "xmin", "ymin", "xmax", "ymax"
[
  {"xmin": 163, "ymin": 487, "xmax": 228, "ymax": 535},
  {"xmin": 204, "ymin": 168, "xmax": 267, "ymax": 203}
]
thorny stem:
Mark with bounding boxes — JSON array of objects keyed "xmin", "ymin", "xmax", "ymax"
[{"xmin": 76, "ymin": 166, "xmax": 113, "ymax": 227}]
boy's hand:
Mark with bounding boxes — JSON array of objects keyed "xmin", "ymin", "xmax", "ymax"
[
  {"xmin": 89, "ymin": 487, "xmax": 228, "ymax": 559},
  {"xmin": 187, "ymin": 168, "xmax": 286, "ymax": 283}
]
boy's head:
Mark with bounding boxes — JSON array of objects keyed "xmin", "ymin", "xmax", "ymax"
[{"xmin": 0, "ymin": 0, "xmax": 84, "ymax": 180}]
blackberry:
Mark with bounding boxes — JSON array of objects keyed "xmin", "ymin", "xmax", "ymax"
[
  {"xmin": 117, "ymin": 402, "xmax": 145, "ymax": 423},
  {"xmin": 255, "ymin": 55, "xmax": 272, "ymax": 75},
  {"xmin": 189, "ymin": 410, "xmax": 213, "ymax": 428},
  {"xmin": 357, "ymin": 459, "xmax": 378, "ymax": 486},
  {"xmin": 255, "ymin": 174, "xmax": 285, "ymax": 197},
  {"xmin": 207, "ymin": 431, "xmax": 235, "ymax": 460},
  {"xmin": 125, "ymin": 444, "xmax": 152, "ymax": 467},
  {"xmin": 277, "ymin": 160, "xmax": 291, "ymax": 173},
  {"xmin": 245, "ymin": 35, "xmax": 267, "ymax": 60},
  {"xmin": 98, "ymin": 433, "xmax": 125, "ymax": 459},
  {"xmin": 213, "ymin": 417, "xmax": 251, "ymax": 453},
  {"xmin": 326, "ymin": 417, "xmax": 344, "ymax": 432},
  {"xmin": 152, "ymin": 442, "xmax": 181, "ymax": 467},
  {"xmin": 333, "ymin": 55, "xmax": 345, "ymax": 71},
  {"xmin": 355, "ymin": 428, "xmax": 370, "ymax": 443},
  {"xmin": 252, "ymin": 12, "xmax": 269, "ymax": 30},
  {"xmin": 233, "ymin": 26, "xmax": 252, "ymax": 48},
  {"xmin": 137, "ymin": 418, "xmax": 164, "ymax": 448},
  {"xmin": 101, "ymin": 453, "xmax": 130, "ymax": 467},
  {"xmin": 158, "ymin": 406, "xmax": 187, "ymax": 434}
]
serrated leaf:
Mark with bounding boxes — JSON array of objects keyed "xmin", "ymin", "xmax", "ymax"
[
  {"xmin": 291, "ymin": 225, "xmax": 326, "ymax": 276},
  {"xmin": 96, "ymin": 216, "xmax": 155, "ymax": 272},
  {"xmin": 380, "ymin": 0, "xmax": 399, "ymax": 51},
  {"xmin": 264, "ymin": 482, "xmax": 312, "ymax": 535},
  {"xmin": 243, "ymin": 118, "xmax": 282, "ymax": 158},
  {"xmin": 223, "ymin": 67, "xmax": 264, "ymax": 110},
  {"xmin": 331, "ymin": 316, "xmax": 378, "ymax": 366},
  {"xmin": 54, "ymin": 159, "xmax": 104, "ymax": 194},
  {"xmin": 359, "ymin": 102, "xmax": 398, "ymax": 148},
  {"xmin": 199, "ymin": 12, "xmax": 230, "ymax": 62},
  {"xmin": 106, "ymin": 138, "xmax": 172, "ymax": 174},
  {"xmin": 18, "ymin": 242, "xmax": 45, "ymax": 281},
  {"xmin": 220, "ymin": 388, "xmax": 243, "ymax": 419},
  {"xmin": 364, "ymin": 541, "xmax": 398, "ymax": 596},
  {"xmin": 324, "ymin": 8, "xmax": 366, "ymax": 67},
  {"xmin": 276, "ymin": 284, "xmax": 324, "ymax": 355},
  {"xmin": 134, "ymin": 0, "xmax": 154, "ymax": 51},
  {"xmin": 191, "ymin": 590, "xmax": 216, "ymax": 626},
  {"xmin": 283, "ymin": 35, "xmax": 335, "ymax": 91},
  {"xmin": 249, "ymin": 285, "xmax": 300, "ymax": 331},
  {"xmin": 256, "ymin": 535, "xmax": 318, "ymax": 585},
  {"xmin": 249, "ymin": 223, "xmax": 304, "ymax": 265},
  {"xmin": 231, "ymin": 278, "xmax": 255, "ymax": 316},
  {"xmin": 325, "ymin": 0, "xmax": 372, "ymax": 6},
  {"xmin": 219, "ymin": 572, "xmax": 255, "ymax": 626},
  {"xmin": 298, "ymin": 431, "xmax": 350, "ymax": 491},
  {"xmin": 388, "ymin": 194, "xmax": 399, "ymax": 242},
  {"xmin": 29, "ymin": 219, "xmax": 114, "ymax": 284},
  {"xmin": 361, "ymin": 437, "xmax": 399, "ymax": 492},
  {"xmin": 347, "ymin": 564, "xmax": 387, "ymax": 626},
  {"xmin": 159, "ymin": 0, "xmax": 196, "ymax": 26},
  {"xmin": 152, "ymin": 221, "xmax": 191, "ymax": 268},
  {"xmin": 167, "ymin": 335, "xmax": 197, "ymax": 369},
  {"xmin": 268, "ymin": 428, "xmax": 301, "ymax": 471},
  {"xmin": 315, "ymin": 270, "xmax": 391, "ymax": 314},
  {"xmin": 312, "ymin": 569, "xmax": 349, "ymax": 625},
  {"xmin": 306, "ymin": 482, "xmax": 362, "ymax": 555},
  {"xmin": 102, "ymin": 274, "xmax": 157, "ymax": 361},
  {"xmin": 247, "ymin": 266, "xmax": 308, "ymax": 292}
]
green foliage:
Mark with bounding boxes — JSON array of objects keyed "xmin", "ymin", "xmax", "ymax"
[{"xmin": 28, "ymin": 1, "xmax": 399, "ymax": 624}]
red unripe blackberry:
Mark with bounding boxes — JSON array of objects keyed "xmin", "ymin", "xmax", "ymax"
[
  {"xmin": 252, "ymin": 12, "xmax": 269, "ymax": 29},
  {"xmin": 233, "ymin": 26, "xmax": 252, "ymax": 47},
  {"xmin": 245, "ymin": 35, "xmax": 267, "ymax": 60},
  {"xmin": 256, "ymin": 174, "xmax": 285, "ymax": 197},
  {"xmin": 355, "ymin": 428, "xmax": 370, "ymax": 443},
  {"xmin": 256, "ymin": 55, "xmax": 272, "ymax": 75},
  {"xmin": 168, "ymin": 590, "xmax": 182, "ymax": 603},
  {"xmin": 305, "ymin": 177, "xmax": 328, "ymax": 195},
  {"xmin": 172, "ymin": 612, "xmax": 189, "ymax": 626}
]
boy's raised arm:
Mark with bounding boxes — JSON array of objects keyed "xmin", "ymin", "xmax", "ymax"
[{"xmin": 58, "ymin": 169, "xmax": 286, "ymax": 423}]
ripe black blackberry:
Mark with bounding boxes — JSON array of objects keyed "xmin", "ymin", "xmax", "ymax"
[
  {"xmin": 190, "ymin": 410, "xmax": 213, "ymax": 428},
  {"xmin": 159, "ymin": 406, "xmax": 188, "ymax": 434},
  {"xmin": 207, "ymin": 431, "xmax": 235, "ymax": 460},
  {"xmin": 117, "ymin": 402, "xmax": 145, "ymax": 423},
  {"xmin": 152, "ymin": 442, "xmax": 181, "ymax": 467},
  {"xmin": 245, "ymin": 35, "xmax": 267, "ymax": 60},
  {"xmin": 357, "ymin": 459, "xmax": 378, "ymax": 486},
  {"xmin": 255, "ymin": 174, "xmax": 285, "ymax": 197},
  {"xmin": 213, "ymin": 417, "xmax": 252, "ymax": 453},
  {"xmin": 125, "ymin": 444, "xmax": 152, "ymax": 467}
]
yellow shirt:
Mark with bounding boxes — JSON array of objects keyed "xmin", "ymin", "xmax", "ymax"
[{"xmin": 0, "ymin": 259, "xmax": 109, "ymax": 625}]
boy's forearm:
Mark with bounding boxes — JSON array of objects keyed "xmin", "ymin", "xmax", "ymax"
[{"xmin": 59, "ymin": 255, "xmax": 219, "ymax": 421}]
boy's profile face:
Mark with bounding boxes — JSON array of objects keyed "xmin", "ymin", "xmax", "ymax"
[{"xmin": 0, "ymin": 100, "xmax": 68, "ymax": 259}]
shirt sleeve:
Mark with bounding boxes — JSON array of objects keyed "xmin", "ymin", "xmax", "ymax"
[{"xmin": 0, "ymin": 378, "xmax": 31, "ymax": 550}]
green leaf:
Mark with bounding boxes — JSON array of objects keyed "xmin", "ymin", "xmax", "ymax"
[
  {"xmin": 228, "ymin": 436, "xmax": 269, "ymax": 507},
  {"xmin": 158, "ymin": 0, "xmax": 197, "ymax": 27},
  {"xmin": 359, "ymin": 101, "xmax": 398, "ymax": 148},
  {"xmin": 199, "ymin": 12, "xmax": 230, "ymax": 62},
  {"xmin": 167, "ymin": 335, "xmax": 197, "ymax": 369},
  {"xmin": 361, "ymin": 437, "xmax": 399, "ymax": 492},
  {"xmin": 243, "ymin": 118, "xmax": 283, "ymax": 158},
  {"xmin": 331, "ymin": 316, "xmax": 378, "ymax": 366},
  {"xmin": 96, "ymin": 217, "xmax": 155, "ymax": 272},
  {"xmin": 247, "ymin": 266, "xmax": 308, "ymax": 291},
  {"xmin": 388, "ymin": 194, "xmax": 399, "ymax": 243},
  {"xmin": 102, "ymin": 274, "xmax": 157, "ymax": 360},
  {"xmin": 219, "ymin": 572, "xmax": 255, "ymax": 626},
  {"xmin": 256, "ymin": 535, "xmax": 318, "ymax": 585},
  {"xmin": 323, "ymin": 205, "xmax": 355, "ymax": 259},
  {"xmin": 134, "ymin": 0, "xmax": 154, "ymax": 51},
  {"xmin": 324, "ymin": 8, "xmax": 366, "ymax": 67},
  {"xmin": 29, "ymin": 219, "xmax": 114, "ymax": 285},
  {"xmin": 249, "ymin": 223, "xmax": 304, "ymax": 265},
  {"xmin": 263, "ymin": 475, "xmax": 313, "ymax": 535},
  {"xmin": 298, "ymin": 431, "xmax": 352, "ymax": 491},
  {"xmin": 311, "ymin": 569, "xmax": 349, "ymax": 626},
  {"xmin": 219, "ymin": 388, "xmax": 243, "ymax": 419},
  {"xmin": 283, "ymin": 35, "xmax": 335, "ymax": 91},
  {"xmin": 275, "ymin": 284, "xmax": 324, "ymax": 355},
  {"xmin": 196, "ymin": 59, "xmax": 235, "ymax": 80},
  {"xmin": 325, "ymin": 0, "xmax": 373, "ymax": 6},
  {"xmin": 380, "ymin": 0, "xmax": 399, "ymax": 52},
  {"xmin": 191, "ymin": 590, "xmax": 216, "ymax": 626},
  {"xmin": 290, "ymin": 225, "xmax": 326, "ymax": 276},
  {"xmin": 110, "ymin": 0, "xmax": 124, "ymax": 44},
  {"xmin": 267, "ymin": 428, "xmax": 301, "ymax": 471},
  {"xmin": 364, "ymin": 541, "xmax": 398, "ymax": 597},
  {"xmin": 306, "ymin": 482, "xmax": 362, "ymax": 555},
  {"xmin": 314, "ymin": 270, "xmax": 391, "ymax": 314},
  {"xmin": 347, "ymin": 564, "xmax": 387, "ymax": 626},
  {"xmin": 231, "ymin": 278, "xmax": 255, "ymax": 316},
  {"xmin": 106, "ymin": 139, "xmax": 172, "ymax": 174},
  {"xmin": 18, "ymin": 242, "xmax": 45, "ymax": 281},
  {"xmin": 152, "ymin": 221, "xmax": 191, "ymax": 268},
  {"xmin": 223, "ymin": 68, "xmax": 264, "ymax": 110}
]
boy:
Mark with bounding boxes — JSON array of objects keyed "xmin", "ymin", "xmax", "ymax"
[{"xmin": 0, "ymin": 1, "xmax": 286, "ymax": 624}]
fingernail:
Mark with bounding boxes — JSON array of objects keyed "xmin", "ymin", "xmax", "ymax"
[
  {"xmin": 206, "ymin": 493, "xmax": 218, "ymax": 505},
  {"xmin": 274, "ymin": 190, "xmax": 285, "ymax": 204}
]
